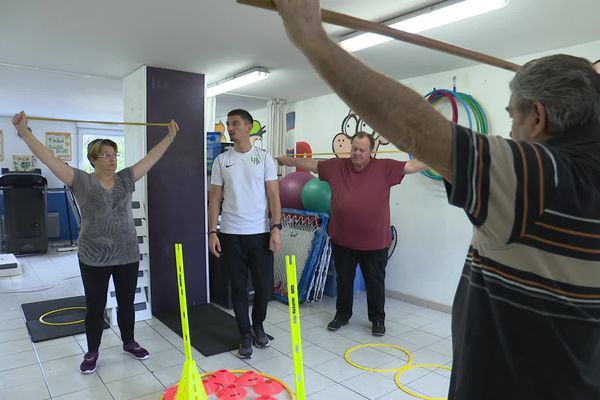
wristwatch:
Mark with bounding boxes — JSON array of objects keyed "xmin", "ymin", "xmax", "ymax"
[{"xmin": 271, "ymin": 223, "xmax": 282, "ymax": 231}]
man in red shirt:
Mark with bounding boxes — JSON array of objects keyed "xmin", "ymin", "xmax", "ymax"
[{"xmin": 277, "ymin": 132, "xmax": 427, "ymax": 335}]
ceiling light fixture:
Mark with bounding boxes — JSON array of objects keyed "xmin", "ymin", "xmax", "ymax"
[
  {"xmin": 339, "ymin": 0, "xmax": 510, "ymax": 53},
  {"xmin": 206, "ymin": 67, "xmax": 270, "ymax": 97}
]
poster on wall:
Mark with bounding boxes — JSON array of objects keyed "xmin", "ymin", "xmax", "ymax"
[
  {"xmin": 286, "ymin": 111, "xmax": 295, "ymax": 131},
  {"xmin": 13, "ymin": 155, "xmax": 36, "ymax": 171},
  {"xmin": 0, "ymin": 130, "xmax": 3, "ymax": 161},
  {"xmin": 46, "ymin": 132, "xmax": 71, "ymax": 160}
]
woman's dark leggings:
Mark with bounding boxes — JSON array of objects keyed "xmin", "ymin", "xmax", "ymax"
[{"xmin": 79, "ymin": 260, "xmax": 140, "ymax": 352}]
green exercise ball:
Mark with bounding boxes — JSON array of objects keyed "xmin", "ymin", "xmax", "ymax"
[{"xmin": 301, "ymin": 177, "xmax": 331, "ymax": 214}]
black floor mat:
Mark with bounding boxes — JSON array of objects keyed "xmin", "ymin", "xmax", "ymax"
[
  {"xmin": 21, "ymin": 296, "xmax": 108, "ymax": 343},
  {"xmin": 156, "ymin": 303, "xmax": 272, "ymax": 357}
]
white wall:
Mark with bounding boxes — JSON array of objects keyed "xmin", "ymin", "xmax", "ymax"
[
  {"xmin": 284, "ymin": 39, "xmax": 600, "ymax": 309},
  {"xmin": 0, "ymin": 116, "xmax": 78, "ymax": 188}
]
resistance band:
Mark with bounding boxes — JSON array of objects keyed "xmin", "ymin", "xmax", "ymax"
[{"xmin": 28, "ymin": 116, "xmax": 170, "ymax": 127}]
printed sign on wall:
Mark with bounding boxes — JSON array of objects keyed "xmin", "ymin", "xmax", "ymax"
[{"xmin": 46, "ymin": 132, "xmax": 71, "ymax": 160}]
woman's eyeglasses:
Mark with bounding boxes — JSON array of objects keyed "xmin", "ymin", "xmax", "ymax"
[{"xmin": 97, "ymin": 153, "xmax": 119, "ymax": 160}]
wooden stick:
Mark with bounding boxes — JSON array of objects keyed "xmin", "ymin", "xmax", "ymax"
[
  {"xmin": 237, "ymin": 0, "xmax": 520, "ymax": 72},
  {"xmin": 28, "ymin": 116, "xmax": 170, "ymax": 127}
]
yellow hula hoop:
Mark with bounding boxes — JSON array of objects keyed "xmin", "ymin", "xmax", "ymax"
[
  {"xmin": 394, "ymin": 363, "xmax": 452, "ymax": 400},
  {"xmin": 344, "ymin": 343, "xmax": 413, "ymax": 373},
  {"xmin": 38, "ymin": 306, "xmax": 86, "ymax": 326},
  {"xmin": 201, "ymin": 370, "xmax": 296, "ymax": 400}
]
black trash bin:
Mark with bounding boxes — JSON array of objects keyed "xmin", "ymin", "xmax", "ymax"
[{"xmin": 0, "ymin": 170, "xmax": 48, "ymax": 254}]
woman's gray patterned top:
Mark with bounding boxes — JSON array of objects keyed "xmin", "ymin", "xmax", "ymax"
[{"xmin": 70, "ymin": 167, "xmax": 139, "ymax": 266}]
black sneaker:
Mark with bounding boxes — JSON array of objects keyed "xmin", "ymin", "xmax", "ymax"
[
  {"xmin": 372, "ymin": 321, "xmax": 386, "ymax": 336},
  {"xmin": 327, "ymin": 317, "xmax": 349, "ymax": 331},
  {"xmin": 253, "ymin": 324, "xmax": 270, "ymax": 348},
  {"xmin": 238, "ymin": 334, "xmax": 253, "ymax": 358}
]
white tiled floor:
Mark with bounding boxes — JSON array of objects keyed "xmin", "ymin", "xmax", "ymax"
[{"xmin": 0, "ymin": 247, "xmax": 453, "ymax": 399}]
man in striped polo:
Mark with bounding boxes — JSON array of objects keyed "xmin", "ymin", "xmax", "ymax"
[{"xmin": 273, "ymin": 0, "xmax": 600, "ymax": 398}]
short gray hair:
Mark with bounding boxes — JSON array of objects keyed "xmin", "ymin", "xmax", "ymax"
[
  {"xmin": 351, "ymin": 131, "xmax": 375, "ymax": 150},
  {"xmin": 509, "ymin": 54, "xmax": 600, "ymax": 134}
]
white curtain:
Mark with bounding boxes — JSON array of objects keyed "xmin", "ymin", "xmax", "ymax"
[
  {"xmin": 205, "ymin": 95, "xmax": 216, "ymax": 133},
  {"xmin": 267, "ymin": 98, "xmax": 287, "ymax": 177}
]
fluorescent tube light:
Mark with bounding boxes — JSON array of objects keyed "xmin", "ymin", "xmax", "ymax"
[
  {"xmin": 206, "ymin": 67, "xmax": 270, "ymax": 97},
  {"xmin": 340, "ymin": 0, "xmax": 509, "ymax": 53}
]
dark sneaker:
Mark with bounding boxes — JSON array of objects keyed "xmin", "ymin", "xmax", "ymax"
[
  {"xmin": 123, "ymin": 340, "xmax": 150, "ymax": 360},
  {"xmin": 327, "ymin": 317, "xmax": 349, "ymax": 331},
  {"xmin": 253, "ymin": 324, "xmax": 270, "ymax": 348},
  {"xmin": 372, "ymin": 321, "xmax": 386, "ymax": 336},
  {"xmin": 80, "ymin": 351, "xmax": 98, "ymax": 374},
  {"xmin": 238, "ymin": 334, "xmax": 253, "ymax": 359}
]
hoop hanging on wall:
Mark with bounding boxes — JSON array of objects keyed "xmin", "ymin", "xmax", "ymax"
[{"xmin": 412, "ymin": 88, "xmax": 490, "ymax": 181}]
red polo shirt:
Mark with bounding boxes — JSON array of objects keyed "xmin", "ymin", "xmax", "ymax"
[{"xmin": 318, "ymin": 157, "xmax": 406, "ymax": 250}]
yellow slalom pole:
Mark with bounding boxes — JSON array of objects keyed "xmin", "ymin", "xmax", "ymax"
[
  {"xmin": 174, "ymin": 243, "xmax": 207, "ymax": 400},
  {"xmin": 286, "ymin": 255, "xmax": 305, "ymax": 400},
  {"xmin": 28, "ymin": 115, "xmax": 170, "ymax": 127}
]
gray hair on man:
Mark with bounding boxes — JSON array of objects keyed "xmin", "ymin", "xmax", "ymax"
[{"xmin": 509, "ymin": 54, "xmax": 600, "ymax": 134}]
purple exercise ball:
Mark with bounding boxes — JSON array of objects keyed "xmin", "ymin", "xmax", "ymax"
[{"xmin": 280, "ymin": 171, "xmax": 313, "ymax": 210}]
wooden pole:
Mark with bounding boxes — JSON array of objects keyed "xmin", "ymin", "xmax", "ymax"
[{"xmin": 237, "ymin": 0, "xmax": 520, "ymax": 72}]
